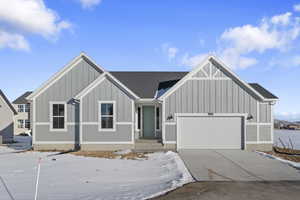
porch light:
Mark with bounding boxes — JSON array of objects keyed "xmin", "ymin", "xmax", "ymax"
[{"xmin": 167, "ymin": 114, "xmax": 173, "ymax": 120}]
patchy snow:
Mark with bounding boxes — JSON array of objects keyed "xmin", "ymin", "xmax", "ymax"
[
  {"xmin": 257, "ymin": 151, "xmax": 300, "ymax": 169},
  {"xmin": 274, "ymin": 129, "xmax": 300, "ymax": 150},
  {"xmin": 0, "ymin": 142, "xmax": 193, "ymax": 200},
  {"xmin": 114, "ymin": 149, "xmax": 132, "ymax": 155}
]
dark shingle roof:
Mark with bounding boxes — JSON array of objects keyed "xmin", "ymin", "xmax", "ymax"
[
  {"xmin": 13, "ymin": 91, "xmax": 33, "ymax": 104},
  {"xmin": 157, "ymin": 79, "xmax": 181, "ymax": 98},
  {"xmin": 110, "ymin": 72, "xmax": 188, "ymax": 98},
  {"xmin": 0, "ymin": 90, "xmax": 17, "ymax": 115},
  {"xmin": 248, "ymin": 83, "xmax": 278, "ymax": 99}
]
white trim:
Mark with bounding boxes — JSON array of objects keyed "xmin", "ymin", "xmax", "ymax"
[
  {"xmin": 175, "ymin": 113, "xmax": 247, "ymax": 150},
  {"xmin": 257, "ymin": 101, "xmax": 260, "ymax": 142},
  {"xmin": 82, "ymin": 122, "xmax": 98, "ymax": 125},
  {"xmin": 189, "ymin": 77, "xmax": 230, "ymax": 80},
  {"xmin": 164, "ymin": 141, "xmax": 176, "ymax": 144},
  {"xmin": 271, "ymin": 104, "xmax": 274, "ymax": 143},
  {"xmin": 27, "ymin": 53, "xmax": 106, "ymax": 100},
  {"xmin": 246, "ymin": 141, "xmax": 273, "ymax": 144},
  {"xmin": 247, "ymin": 122, "xmax": 272, "ymax": 125},
  {"xmin": 80, "ymin": 97, "xmax": 83, "ymax": 146},
  {"xmin": 35, "ymin": 122, "xmax": 49, "ymax": 125},
  {"xmin": 131, "ymin": 100, "xmax": 135, "ymax": 143},
  {"xmin": 162, "ymin": 100, "xmax": 166, "ymax": 143},
  {"xmin": 158, "ymin": 55, "xmax": 268, "ymax": 102},
  {"xmin": 74, "ymin": 74, "xmax": 106, "ymax": 99},
  {"xmin": 33, "ymin": 98, "xmax": 36, "ymax": 144},
  {"xmin": 98, "ymin": 101, "xmax": 116, "ymax": 132},
  {"xmin": 34, "ymin": 141, "xmax": 76, "ymax": 144},
  {"xmin": 116, "ymin": 122, "xmax": 133, "ymax": 125},
  {"xmin": 81, "ymin": 141, "xmax": 134, "ymax": 145},
  {"xmin": 49, "ymin": 101, "xmax": 67, "ymax": 132},
  {"xmin": 165, "ymin": 122, "xmax": 176, "ymax": 125}
]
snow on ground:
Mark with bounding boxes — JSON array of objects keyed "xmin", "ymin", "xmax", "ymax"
[
  {"xmin": 274, "ymin": 129, "xmax": 300, "ymax": 150},
  {"xmin": 0, "ymin": 137, "xmax": 193, "ymax": 200},
  {"xmin": 257, "ymin": 151, "xmax": 300, "ymax": 169}
]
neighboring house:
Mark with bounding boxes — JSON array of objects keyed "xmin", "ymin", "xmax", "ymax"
[
  {"xmin": 12, "ymin": 91, "xmax": 32, "ymax": 135},
  {"xmin": 26, "ymin": 53, "xmax": 278, "ymax": 151},
  {"xmin": 0, "ymin": 90, "xmax": 17, "ymax": 144}
]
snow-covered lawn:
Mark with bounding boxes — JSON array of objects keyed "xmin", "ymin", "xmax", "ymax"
[
  {"xmin": 274, "ymin": 129, "xmax": 300, "ymax": 150},
  {"xmin": 257, "ymin": 151, "xmax": 300, "ymax": 169},
  {"xmin": 0, "ymin": 137, "xmax": 193, "ymax": 200}
]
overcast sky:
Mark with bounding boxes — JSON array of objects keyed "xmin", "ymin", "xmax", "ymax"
[{"xmin": 0, "ymin": 0, "xmax": 299, "ymax": 121}]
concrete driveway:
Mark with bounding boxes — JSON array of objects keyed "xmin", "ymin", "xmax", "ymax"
[{"xmin": 179, "ymin": 150, "xmax": 300, "ymax": 181}]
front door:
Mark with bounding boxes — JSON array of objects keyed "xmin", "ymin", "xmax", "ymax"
[{"xmin": 142, "ymin": 106, "xmax": 155, "ymax": 139}]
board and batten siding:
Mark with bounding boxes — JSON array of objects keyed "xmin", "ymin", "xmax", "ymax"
[
  {"xmin": 0, "ymin": 95, "xmax": 14, "ymax": 143},
  {"xmin": 34, "ymin": 59, "xmax": 102, "ymax": 142},
  {"xmin": 81, "ymin": 78, "xmax": 134, "ymax": 143},
  {"xmin": 164, "ymin": 61, "xmax": 273, "ymax": 145}
]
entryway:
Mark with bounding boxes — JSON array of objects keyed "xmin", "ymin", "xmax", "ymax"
[{"xmin": 142, "ymin": 106, "xmax": 155, "ymax": 139}]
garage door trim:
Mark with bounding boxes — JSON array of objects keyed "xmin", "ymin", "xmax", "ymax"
[{"xmin": 175, "ymin": 113, "xmax": 247, "ymax": 150}]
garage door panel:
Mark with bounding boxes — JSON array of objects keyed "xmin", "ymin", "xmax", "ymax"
[{"xmin": 177, "ymin": 116, "xmax": 243, "ymax": 149}]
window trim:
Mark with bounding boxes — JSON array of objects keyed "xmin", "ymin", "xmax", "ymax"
[
  {"xmin": 98, "ymin": 101, "xmax": 116, "ymax": 132},
  {"xmin": 18, "ymin": 119, "xmax": 24, "ymax": 128},
  {"xmin": 49, "ymin": 101, "xmax": 67, "ymax": 132},
  {"xmin": 18, "ymin": 104, "xmax": 25, "ymax": 113}
]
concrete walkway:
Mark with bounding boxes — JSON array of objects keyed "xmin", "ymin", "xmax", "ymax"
[{"xmin": 179, "ymin": 150, "xmax": 300, "ymax": 181}]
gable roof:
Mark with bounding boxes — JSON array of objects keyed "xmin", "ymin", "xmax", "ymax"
[
  {"xmin": 111, "ymin": 72, "xmax": 188, "ymax": 98},
  {"xmin": 0, "ymin": 90, "xmax": 17, "ymax": 115},
  {"xmin": 13, "ymin": 91, "xmax": 33, "ymax": 104},
  {"xmin": 26, "ymin": 52, "xmax": 106, "ymax": 100},
  {"xmin": 157, "ymin": 55, "xmax": 278, "ymax": 102},
  {"xmin": 249, "ymin": 83, "xmax": 278, "ymax": 100}
]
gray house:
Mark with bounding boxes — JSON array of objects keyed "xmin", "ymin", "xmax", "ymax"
[
  {"xmin": 0, "ymin": 90, "xmax": 17, "ymax": 144},
  {"xmin": 27, "ymin": 53, "xmax": 278, "ymax": 151}
]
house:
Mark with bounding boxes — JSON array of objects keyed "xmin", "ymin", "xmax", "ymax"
[
  {"xmin": 12, "ymin": 91, "xmax": 32, "ymax": 135},
  {"xmin": 0, "ymin": 90, "xmax": 17, "ymax": 144},
  {"xmin": 26, "ymin": 53, "xmax": 278, "ymax": 151}
]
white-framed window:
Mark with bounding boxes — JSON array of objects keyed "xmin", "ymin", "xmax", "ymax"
[
  {"xmin": 25, "ymin": 120, "xmax": 30, "ymax": 129},
  {"xmin": 156, "ymin": 106, "xmax": 160, "ymax": 130},
  {"xmin": 17, "ymin": 104, "xmax": 30, "ymax": 113},
  {"xmin": 99, "ymin": 101, "xmax": 116, "ymax": 131},
  {"xmin": 25, "ymin": 104, "xmax": 30, "ymax": 112},
  {"xmin": 18, "ymin": 119, "xmax": 24, "ymax": 128},
  {"xmin": 18, "ymin": 104, "xmax": 25, "ymax": 112},
  {"xmin": 50, "ymin": 102, "xmax": 67, "ymax": 131}
]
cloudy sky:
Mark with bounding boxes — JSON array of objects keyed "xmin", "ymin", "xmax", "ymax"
[{"xmin": 0, "ymin": 0, "xmax": 299, "ymax": 121}]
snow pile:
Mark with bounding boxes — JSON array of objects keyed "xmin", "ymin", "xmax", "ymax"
[
  {"xmin": 114, "ymin": 149, "xmax": 132, "ymax": 155},
  {"xmin": 0, "ymin": 149, "xmax": 193, "ymax": 200},
  {"xmin": 257, "ymin": 151, "xmax": 300, "ymax": 169}
]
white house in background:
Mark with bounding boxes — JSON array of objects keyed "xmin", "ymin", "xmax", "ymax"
[{"xmin": 12, "ymin": 91, "xmax": 32, "ymax": 135}]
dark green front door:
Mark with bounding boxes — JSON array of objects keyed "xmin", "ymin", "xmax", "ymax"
[{"xmin": 142, "ymin": 106, "xmax": 155, "ymax": 139}]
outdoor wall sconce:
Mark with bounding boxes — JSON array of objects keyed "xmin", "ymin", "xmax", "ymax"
[
  {"xmin": 247, "ymin": 114, "xmax": 253, "ymax": 120},
  {"xmin": 167, "ymin": 114, "xmax": 173, "ymax": 120}
]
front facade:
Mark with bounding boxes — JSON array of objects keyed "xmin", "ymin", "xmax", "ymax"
[
  {"xmin": 27, "ymin": 53, "xmax": 278, "ymax": 151},
  {"xmin": 0, "ymin": 90, "xmax": 17, "ymax": 143},
  {"xmin": 12, "ymin": 92, "xmax": 32, "ymax": 135}
]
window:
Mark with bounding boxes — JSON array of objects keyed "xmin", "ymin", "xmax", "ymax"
[
  {"xmin": 137, "ymin": 107, "xmax": 141, "ymax": 130},
  {"xmin": 25, "ymin": 104, "xmax": 30, "ymax": 112},
  {"xmin": 18, "ymin": 119, "xmax": 24, "ymax": 128},
  {"xmin": 156, "ymin": 107, "xmax": 160, "ymax": 130},
  {"xmin": 51, "ymin": 103, "xmax": 66, "ymax": 130},
  {"xmin": 25, "ymin": 120, "xmax": 30, "ymax": 129},
  {"xmin": 99, "ymin": 102, "xmax": 115, "ymax": 130},
  {"xmin": 18, "ymin": 104, "xmax": 25, "ymax": 112}
]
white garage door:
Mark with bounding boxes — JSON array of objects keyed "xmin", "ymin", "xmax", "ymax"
[{"xmin": 177, "ymin": 115, "xmax": 243, "ymax": 150}]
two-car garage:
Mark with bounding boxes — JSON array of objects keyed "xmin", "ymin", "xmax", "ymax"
[{"xmin": 176, "ymin": 114, "xmax": 245, "ymax": 150}]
